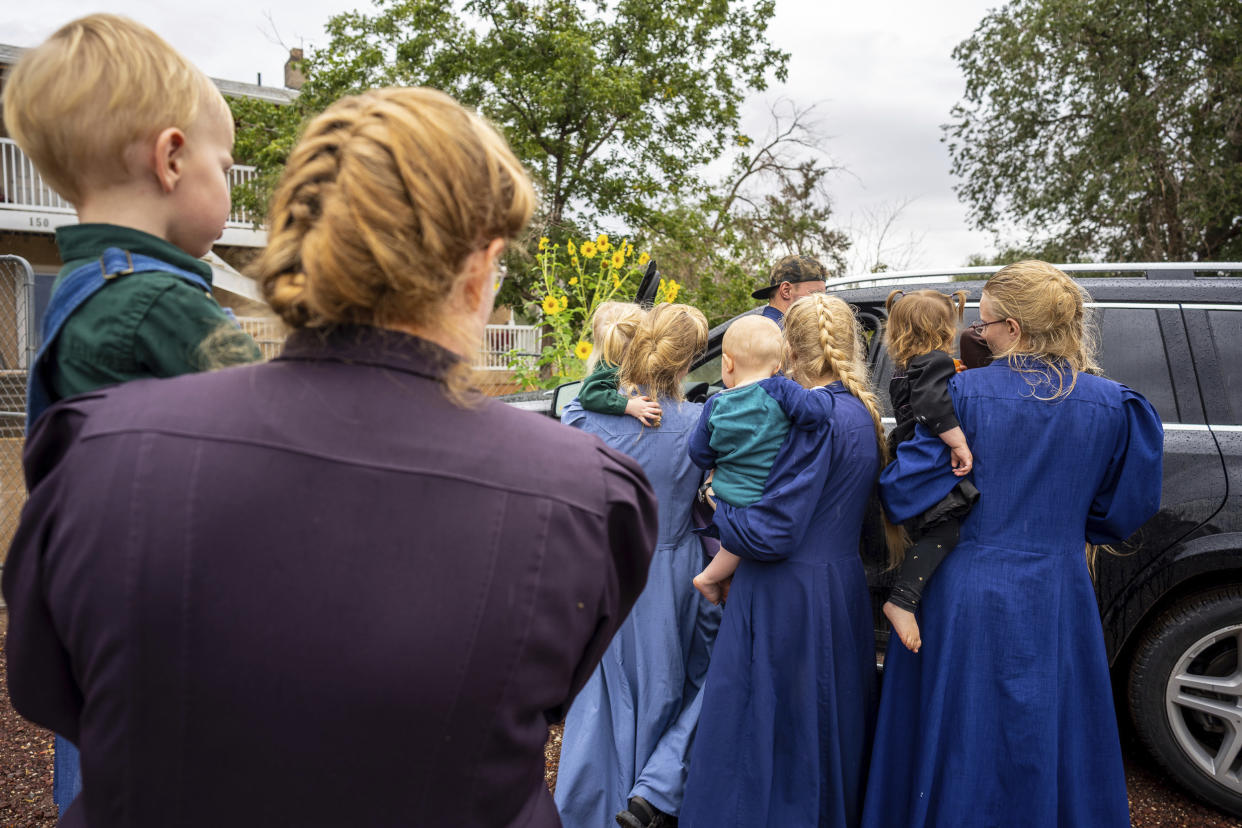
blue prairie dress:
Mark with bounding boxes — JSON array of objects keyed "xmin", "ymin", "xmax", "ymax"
[
  {"xmin": 680, "ymin": 382, "xmax": 880, "ymax": 827},
  {"xmin": 555, "ymin": 395, "xmax": 722, "ymax": 825},
  {"xmin": 862, "ymin": 359, "xmax": 1163, "ymax": 828}
]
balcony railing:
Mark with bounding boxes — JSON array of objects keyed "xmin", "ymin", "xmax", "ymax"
[{"xmin": 0, "ymin": 138, "xmax": 261, "ymax": 228}]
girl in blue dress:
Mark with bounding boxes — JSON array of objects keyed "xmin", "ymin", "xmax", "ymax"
[
  {"xmin": 862, "ymin": 261, "xmax": 1163, "ymax": 828},
  {"xmin": 681, "ymin": 293, "xmax": 895, "ymax": 827},
  {"xmin": 555, "ymin": 303, "xmax": 723, "ymax": 828}
]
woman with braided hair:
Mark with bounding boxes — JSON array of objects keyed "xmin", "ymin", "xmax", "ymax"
[
  {"xmin": 861, "ymin": 261, "xmax": 1162, "ymax": 827},
  {"xmin": 680, "ymin": 293, "xmax": 891, "ymax": 827},
  {"xmin": 3, "ymin": 87, "xmax": 659, "ymax": 827},
  {"xmin": 556, "ymin": 303, "xmax": 724, "ymax": 828}
]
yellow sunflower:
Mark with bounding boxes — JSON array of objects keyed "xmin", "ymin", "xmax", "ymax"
[
  {"xmin": 558, "ymin": 295, "xmax": 569, "ymax": 311},
  {"xmin": 638, "ymin": 252, "xmax": 650, "ymax": 266},
  {"xmin": 538, "ymin": 236, "xmax": 549, "ymax": 251},
  {"xmin": 567, "ymin": 239, "xmax": 577, "ymax": 257},
  {"xmin": 596, "ymin": 233, "xmax": 610, "ymax": 252},
  {"xmin": 611, "ymin": 250, "xmax": 625, "ymax": 269},
  {"xmin": 580, "ymin": 241, "xmax": 598, "ymax": 258},
  {"xmin": 575, "ymin": 341, "xmax": 593, "ymax": 361},
  {"xmin": 542, "ymin": 295, "xmax": 561, "ymax": 315},
  {"xmin": 569, "ymin": 276, "xmax": 579, "ymax": 286}
]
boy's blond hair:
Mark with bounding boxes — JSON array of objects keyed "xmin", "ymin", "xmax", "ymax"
[
  {"xmin": 722, "ymin": 315, "xmax": 782, "ymax": 375},
  {"xmin": 588, "ymin": 302, "xmax": 645, "ymax": 369},
  {"xmin": 3, "ymin": 14, "xmax": 224, "ymax": 205}
]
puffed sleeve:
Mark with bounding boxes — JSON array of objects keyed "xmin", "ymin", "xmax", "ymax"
[
  {"xmin": 2, "ymin": 394, "xmax": 104, "ymax": 742},
  {"xmin": 707, "ymin": 427, "xmax": 834, "ymax": 562},
  {"xmin": 878, "ymin": 423, "xmax": 962, "ymax": 525},
  {"xmin": 1086, "ymin": 386, "xmax": 1164, "ymax": 544},
  {"xmin": 553, "ymin": 444, "xmax": 656, "ymax": 719},
  {"xmin": 759, "ymin": 375, "xmax": 836, "ymax": 430},
  {"xmin": 687, "ymin": 395, "xmax": 719, "ymax": 470},
  {"xmin": 906, "ymin": 350, "xmax": 959, "ymax": 435}
]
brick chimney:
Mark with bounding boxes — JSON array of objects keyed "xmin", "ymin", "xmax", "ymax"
[{"xmin": 284, "ymin": 48, "xmax": 305, "ymax": 90}]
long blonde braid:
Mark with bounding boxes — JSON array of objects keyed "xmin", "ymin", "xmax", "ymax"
[{"xmin": 786, "ymin": 294, "xmax": 908, "ymax": 561}]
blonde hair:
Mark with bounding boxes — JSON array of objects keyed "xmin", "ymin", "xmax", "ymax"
[
  {"xmin": 589, "ymin": 301, "xmax": 645, "ymax": 369},
  {"xmin": 723, "ymin": 314, "xmax": 783, "ymax": 375},
  {"xmin": 983, "ymin": 260, "xmax": 1099, "ymax": 400},
  {"xmin": 250, "ymin": 87, "xmax": 535, "ymax": 402},
  {"xmin": 2, "ymin": 14, "xmax": 224, "ymax": 206},
  {"xmin": 619, "ymin": 303, "xmax": 708, "ymax": 403},
  {"xmin": 784, "ymin": 294, "xmax": 906, "ymax": 561},
  {"xmin": 884, "ymin": 289, "xmax": 967, "ymax": 367}
]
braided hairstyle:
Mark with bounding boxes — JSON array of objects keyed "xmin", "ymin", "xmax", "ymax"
[
  {"xmin": 983, "ymin": 260, "xmax": 1099, "ymax": 400},
  {"xmin": 784, "ymin": 294, "xmax": 907, "ymax": 560},
  {"xmin": 249, "ymin": 87, "xmax": 534, "ymax": 399},
  {"xmin": 618, "ymin": 303, "xmax": 708, "ymax": 403}
]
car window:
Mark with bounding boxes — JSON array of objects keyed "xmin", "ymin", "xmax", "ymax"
[
  {"xmin": 1205, "ymin": 310, "xmax": 1242, "ymax": 424},
  {"xmin": 686, "ymin": 354, "xmax": 723, "ymax": 386},
  {"xmin": 1094, "ymin": 308, "xmax": 1179, "ymax": 423}
]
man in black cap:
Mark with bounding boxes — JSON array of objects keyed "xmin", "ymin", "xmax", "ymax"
[{"xmin": 753, "ymin": 254, "xmax": 829, "ymax": 326}]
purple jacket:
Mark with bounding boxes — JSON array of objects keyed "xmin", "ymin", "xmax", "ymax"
[{"xmin": 3, "ymin": 325, "xmax": 656, "ymax": 828}]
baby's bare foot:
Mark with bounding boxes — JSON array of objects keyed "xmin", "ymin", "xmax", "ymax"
[
  {"xmin": 883, "ymin": 600, "xmax": 922, "ymax": 654},
  {"xmin": 693, "ymin": 573, "xmax": 723, "ymax": 605}
]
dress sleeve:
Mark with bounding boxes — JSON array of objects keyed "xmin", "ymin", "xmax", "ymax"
[
  {"xmin": 1086, "ymin": 387, "xmax": 1164, "ymax": 544},
  {"xmin": 906, "ymin": 351, "xmax": 959, "ymax": 435},
  {"xmin": 707, "ymin": 426, "xmax": 834, "ymax": 562},
  {"xmin": 1, "ymin": 394, "xmax": 105, "ymax": 742},
  {"xmin": 552, "ymin": 444, "xmax": 657, "ymax": 720},
  {"xmin": 687, "ymin": 396, "xmax": 719, "ymax": 470},
  {"xmin": 577, "ymin": 361, "xmax": 629, "ymax": 416},
  {"xmin": 760, "ymin": 375, "xmax": 836, "ymax": 430}
]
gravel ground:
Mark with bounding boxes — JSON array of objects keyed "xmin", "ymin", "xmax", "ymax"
[{"xmin": 2, "ymin": 611, "xmax": 1237, "ymax": 827}]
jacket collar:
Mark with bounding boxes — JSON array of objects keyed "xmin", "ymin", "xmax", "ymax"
[{"xmin": 275, "ymin": 324, "xmax": 462, "ymax": 381}]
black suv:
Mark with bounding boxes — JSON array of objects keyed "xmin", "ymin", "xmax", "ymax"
[{"xmin": 539, "ymin": 263, "xmax": 1242, "ymax": 817}]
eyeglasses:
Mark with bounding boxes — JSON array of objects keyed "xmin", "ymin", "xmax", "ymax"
[{"xmin": 968, "ymin": 319, "xmax": 1005, "ymax": 335}]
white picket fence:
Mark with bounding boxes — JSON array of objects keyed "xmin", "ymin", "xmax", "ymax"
[{"xmin": 235, "ymin": 317, "xmax": 540, "ymax": 371}]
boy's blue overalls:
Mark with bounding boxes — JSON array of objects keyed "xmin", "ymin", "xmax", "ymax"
[{"xmin": 26, "ymin": 247, "xmax": 226, "ymax": 813}]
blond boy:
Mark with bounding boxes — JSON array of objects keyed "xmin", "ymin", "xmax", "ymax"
[
  {"xmin": 4, "ymin": 14, "xmax": 260, "ymax": 427},
  {"xmin": 2, "ymin": 14, "xmax": 260, "ymax": 813},
  {"xmin": 688, "ymin": 315, "xmax": 835, "ymax": 603}
]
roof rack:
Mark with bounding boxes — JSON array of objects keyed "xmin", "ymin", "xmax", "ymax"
[{"xmin": 826, "ymin": 262, "xmax": 1242, "ymax": 291}]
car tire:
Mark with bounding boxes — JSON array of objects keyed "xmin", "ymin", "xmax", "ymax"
[{"xmin": 1128, "ymin": 585, "xmax": 1242, "ymax": 818}]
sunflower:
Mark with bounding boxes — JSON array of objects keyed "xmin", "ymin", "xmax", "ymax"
[
  {"xmin": 542, "ymin": 295, "xmax": 561, "ymax": 315},
  {"xmin": 538, "ymin": 236, "xmax": 549, "ymax": 251},
  {"xmin": 580, "ymin": 241, "xmax": 598, "ymax": 258},
  {"xmin": 558, "ymin": 295, "xmax": 569, "ymax": 311},
  {"xmin": 575, "ymin": 341, "xmax": 593, "ymax": 361},
  {"xmin": 611, "ymin": 250, "xmax": 625, "ymax": 269},
  {"xmin": 569, "ymin": 276, "xmax": 579, "ymax": 286},
  {"xmin": 567, "ymin": 239, "xmax": 577, "ymax": 257},
  {"xmin": 638, "ymin": 252, "xmax": 650, "ymax": 266},
  {"xmin": 596, "ymin": 233, "xmax": 610, "ymax": 252}
]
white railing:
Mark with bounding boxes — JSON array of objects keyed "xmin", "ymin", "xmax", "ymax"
[
  {"xmin": 0, "ymin": 138, "xmax": 260, "ymax": 227},
  {"xmin": 233, "ymin": 318, "xmax": 542, "ymax": 370},
  {"xmin": 478, "ymin": 323, "xmax": 540, "ymax": 370}
]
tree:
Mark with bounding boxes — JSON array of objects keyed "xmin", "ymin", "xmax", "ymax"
[
  {"xmin": 945, "ymin": 0, "xmax": 1242, "ymax": 262},
  {"xmin": 246, "ymin": 0, "xmax": 787, "ymax": 231},
  {"xmin": 652, "ymin": 101, "xmax": 851, "ymax": 326}
]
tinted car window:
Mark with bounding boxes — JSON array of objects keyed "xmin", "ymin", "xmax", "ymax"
[
  {"xmin": 1094, "ymin": 308, "xmax": 1179, "ymax": 423},
  {"xmin": 1206, "ymin": 309, "xmax": 1242, "ymax": 424}
]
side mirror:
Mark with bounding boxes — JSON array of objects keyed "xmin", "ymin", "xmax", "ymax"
[
  {"xmin": 551, "ymin": 380, "xmax": 583, "ymax": 419},
  {"xmin": 634, "ymin": 260, "xmax": 660, "ymax": 308}
]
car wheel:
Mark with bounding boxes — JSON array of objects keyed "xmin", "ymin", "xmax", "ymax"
[{"xmin": 1128, "ymin": 585, "xmax": 1242, "ymax": 817}]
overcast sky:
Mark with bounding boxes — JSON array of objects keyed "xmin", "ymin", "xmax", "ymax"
[{"xmin": 7, "ymin": 0, "xmax": 1002, "ymax": 271}]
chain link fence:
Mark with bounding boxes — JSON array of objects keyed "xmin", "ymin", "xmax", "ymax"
[{"xmin": 0, "ymin": 256, "xmax": 34, "ymax": 579}]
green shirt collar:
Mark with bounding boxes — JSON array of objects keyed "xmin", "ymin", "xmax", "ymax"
[{"xmin": 54, "ymin": 224, "xmax": 213, "ymax": 284}]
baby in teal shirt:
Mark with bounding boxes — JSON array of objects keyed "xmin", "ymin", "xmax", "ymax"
[{"xmin": 688, "ymin": 314, "xmax": 832, "ymax": 603}]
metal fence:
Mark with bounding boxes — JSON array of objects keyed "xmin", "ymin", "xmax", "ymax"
[
  {"xmin": 0, "ymin": 256, "xmax": 34, "ymax": 575},
  {"xmin": 236, "ymin": 316, "xmax": 288, "ymax": 361},
  {"xmin": 479, "ymin": 323, "xmax": 540, "ymax": 370}
]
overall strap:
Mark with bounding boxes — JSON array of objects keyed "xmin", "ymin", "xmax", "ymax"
[{"xmin": 25, "ymin": 248, "xmax": 223, "ymax": 432}]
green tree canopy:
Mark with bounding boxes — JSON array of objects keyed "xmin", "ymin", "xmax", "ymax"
[
  {"xmin": 946, "ymin": 0, "xmax": 1242, "ymax": 262},
  {"xmin": 252, "ymin": 0, "xmax": 787, "ymax": 231}
]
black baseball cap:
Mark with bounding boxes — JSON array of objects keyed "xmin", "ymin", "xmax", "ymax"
[{"xmin": 752, "ymin": 255, "xmax": 829, "ymax": 300}]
